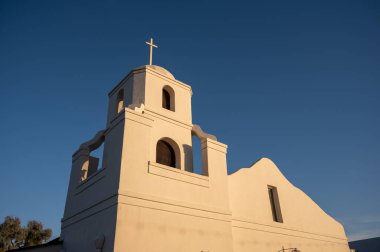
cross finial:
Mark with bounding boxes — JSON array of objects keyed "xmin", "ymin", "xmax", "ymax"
[{"xmin": 145, "ymin": 38, "xmax": 158, "ymax": 65}]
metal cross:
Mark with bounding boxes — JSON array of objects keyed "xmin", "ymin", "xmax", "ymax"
[{"xmin": 145, "ymin": 38, "xmax": 158, "ymax": 65}]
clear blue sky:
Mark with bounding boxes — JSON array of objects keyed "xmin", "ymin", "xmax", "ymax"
[{"xmin": 0, "ymin": 0, "xmax": 379, "ymax": 242}]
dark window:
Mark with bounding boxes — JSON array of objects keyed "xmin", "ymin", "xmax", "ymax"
[
  {"xmin": 162, "ymin": 89, "xmax": 171, "ymax": 110},
  {"xmin": 268, "ymin": 186, "xmax": 283, "ymax": 223},
  {"xmin": 156, "ymin": 140, "xmax": 176, "ymax": 167}
]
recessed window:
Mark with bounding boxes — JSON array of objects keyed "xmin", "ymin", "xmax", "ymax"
[
  {"xmin": 268, "ymin": 186, "xmax": 283, "ymax": 223},
  {"xmin": 156, "ymin": 139, "xmax": 176, "ymax": 168},
  {"xmin": 162, "ymin": 86, "xmax": 175, "ymax": 111},
  {"xmin": 116, "ymin": 89, "xmax": 124, "ymax": 113}
]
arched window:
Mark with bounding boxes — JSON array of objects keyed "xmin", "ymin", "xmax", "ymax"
[
  {"xmin": 162, "ymin": 86, "xmax": 175, "ymax": 111},
  {"xmin": 116, "ymin": 89, "xmax": 124, "ymax": 113},
  {"xmin": 156, "ymin": 140, "xmax": 176, "ymax": 168}
]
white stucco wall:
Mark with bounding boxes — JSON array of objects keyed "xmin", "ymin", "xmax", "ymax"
[{"xmin": 228, "ymin": 158, "xmax": 350, "ymax": 252}]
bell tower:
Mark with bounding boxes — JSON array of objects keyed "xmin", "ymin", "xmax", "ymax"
[
  {"xmin": 61, "ymin": 44, "xmax": 233, "ymax": 252},
  {"xmin": 107, "ymin": 64, "xmax": 194, "ymax": 172}
]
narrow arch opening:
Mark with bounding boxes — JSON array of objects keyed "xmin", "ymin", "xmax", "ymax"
[
  {"xmin": 162, "ymin": 86, "xmax": 175, "ymax": 111},
  {"xmin": 81, "ymin": 136, "xmax": 105, "ymax": 181},
  {"xmin": 156, "ymin": 139, "xmax": 177, "ymax": 168},
  {"xmin": 116, "ymin": 89, "xmax": 124, "ymax": 113}
]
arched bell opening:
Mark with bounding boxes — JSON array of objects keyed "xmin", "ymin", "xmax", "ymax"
[
  {"xmin": 156, "ymin": 137, "xmax": 180, "ymax": 169},
  {"xmin": 162, "ymin": 85, "xmax": 175, "ymax": 111}
]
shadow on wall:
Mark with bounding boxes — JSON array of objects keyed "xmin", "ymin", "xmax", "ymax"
[
  {"xmin": 183, "ymin": 144, "xmax": 193, "ymax": 173},
  {"xmin": 183, "ymin": 135, "xmax": 204, "ymax": 176}
]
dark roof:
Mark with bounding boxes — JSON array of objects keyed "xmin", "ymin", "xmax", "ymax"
[
  {"xmin": 349, "ymin": 237, "xmax": 380, "ymax": 252},
  {"xmin": 7, "ymin": 237, "xmax": 63, "ymax": 251}
]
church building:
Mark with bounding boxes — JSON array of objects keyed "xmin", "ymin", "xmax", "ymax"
[{"xmin": 30, "ymin": 40, "xmax": 351, "ymax": 252}]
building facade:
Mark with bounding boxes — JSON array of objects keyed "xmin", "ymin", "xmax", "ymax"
[{"xmin": 60, "ymin": 65, "xmax": 350, "ymax": 252}]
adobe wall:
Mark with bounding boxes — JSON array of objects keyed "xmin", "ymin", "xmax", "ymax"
[{"xmin": 228, "ymin": 158, "xmax": 350, "ymax": 252}]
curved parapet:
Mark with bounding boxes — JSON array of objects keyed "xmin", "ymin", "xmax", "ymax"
[
  {"xmin": 228, "ymin": 157, "xmax": 350, "ymax": 252},
  {"xmin": 192, "ymin": 124, "xmax": 217, "ymax": 141},
  {"xmin": 78, "ymin": 130, "xmax": 106, "ymax": 152}
]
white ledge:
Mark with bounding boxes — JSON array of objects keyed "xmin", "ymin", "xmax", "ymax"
[{"xmin": 148, "ymin": 161, "xmax": 209, "ymax": 187}]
